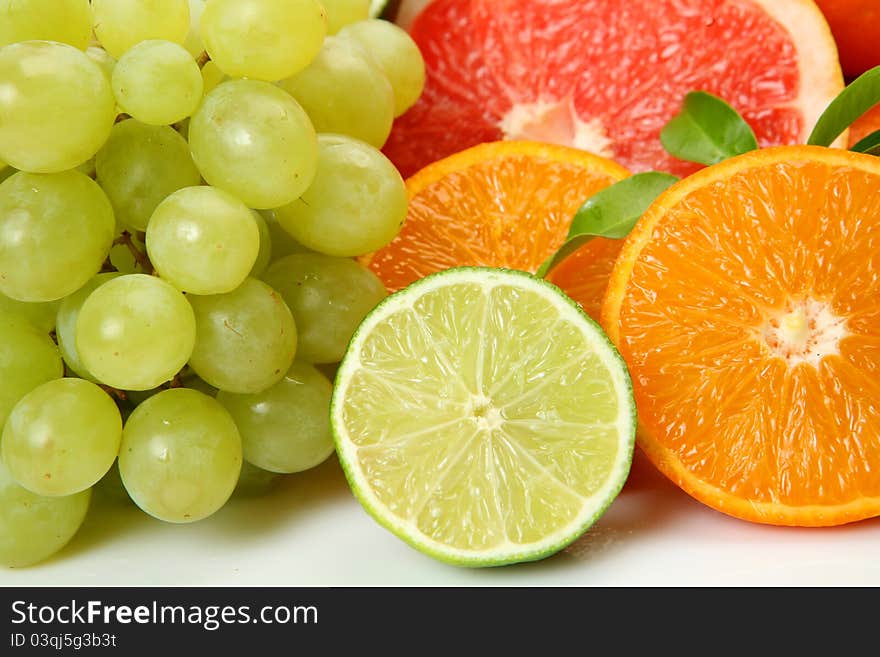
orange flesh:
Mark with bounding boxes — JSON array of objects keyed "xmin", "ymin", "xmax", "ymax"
[
  {"xmin": 547, "ymin": 238, "xmax": 624, "ymax": 323},
  {"xmin": 366, "ymin": 141, "xmax": 629, "ymax": 294},
  {"xmin": 604, "ymin": 147, "xmax": 880, "ymax": 525}
]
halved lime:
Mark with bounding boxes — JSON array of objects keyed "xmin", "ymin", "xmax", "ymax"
[{"xmin": 331, "ymin": 267, "xmax": 636, "ymax": 566}]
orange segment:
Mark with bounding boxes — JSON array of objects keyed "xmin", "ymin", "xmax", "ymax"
[
  {"xmin": 546, "ymin": 238, "xmax": 624, "ymax": 322},
  {"xmin": 364, "ymin": 140, "xmax": 629, "ymax": 296},
  {"xmin": 602, "ymin": 145, "xmax": 880, "ymax": 526}
]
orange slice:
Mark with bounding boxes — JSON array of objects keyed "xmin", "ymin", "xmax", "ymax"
[
  {"xmin": 364, "ymin": 140, "xmax": 629, "ymax": 303},
  {"xmin": 602, "ymin": 145, "xmax": 880, "ymax": 527}
]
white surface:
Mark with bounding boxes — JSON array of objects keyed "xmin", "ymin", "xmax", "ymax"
[{"xmin": 4, "ymin": 451, "xmax": 880, "ymax": 587}]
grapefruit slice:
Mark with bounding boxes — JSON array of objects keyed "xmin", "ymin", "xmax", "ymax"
[
  {"xmin": 602, "ymin": 145, "xmax": 880, "ymax": 527},
  {"xmin": 362, "ymin": 140, "xmax": 629, "ymax": 300},
  {"xmin": 384, "ymin": 0, "xmax": 844, "ymax": 179}
]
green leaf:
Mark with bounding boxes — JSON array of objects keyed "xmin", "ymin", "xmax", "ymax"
[
  {"xmin": 537, "ymin": 172, "xmax": 679, "ymax": 278},
  {"xmin": 850, "ymin": 129, "xmax": 880, "ymax": 155},
  {"xmin": 660, "ymin": 91, "xmax": 758, "ymax": 166},
  {"xmin": 808, "ymin": 66, "xmax": 880, "ymax": 147}
]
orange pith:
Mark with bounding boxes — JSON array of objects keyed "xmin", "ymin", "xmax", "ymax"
[
  {"xmin": 602, "ymin": 145, "xmax": 880, "ymax": 527},
  {"xmin": 364, "ymin": 140, "xmax": 629, "ymax": 297}
]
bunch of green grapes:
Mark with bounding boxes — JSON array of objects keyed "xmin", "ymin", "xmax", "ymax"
[{"xmin": 0, "ymin": 0, "xmax": 425, "ymax": 568}]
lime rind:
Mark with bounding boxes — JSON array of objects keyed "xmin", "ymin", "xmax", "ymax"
[{"xmin": 331, "ymin": 267, "xmax": 636, "ymax": 567}]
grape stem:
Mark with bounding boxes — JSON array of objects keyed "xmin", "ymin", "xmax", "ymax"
[
  {"xmin": 99, "ymin": 385, "xmax": 128, "ymax": 402},
  {"xmin": 113, "ymin": 230, "xmax": 154, "ymax": 274},
  {"xmin": 196, "ymin": 51, "xmax": 211, "ymax": 69}
]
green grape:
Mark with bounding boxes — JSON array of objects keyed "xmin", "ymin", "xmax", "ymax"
[
  {"xmin": 56, "ymin": 273, "xmax": 122, "ymax": 380},
  {"xmin": 75, "ymin": 156, "xmax": 97, "ymax": 179},
  {"xmin": 0, "ymin": 295, "xmax": 59, "ymax": 334},
  {"xmin": 262, "ymin": 253, "xmax": 386, "ymax": 363},
  {"xmin": 232, "ymin": 461, "xmax": 280, "ymax": 499},
  {"xmin": 189, "ymin": 80, "xmax": 318, "ymax": 209},
  {"xmin": 86, "ymin": 46, "xmax": 116, "ymax": 82},
  {"xmin": 112, "ymin": 40, "xmax": 203, "ymax": 126},
  {"xmin": 321, "ymin": 0, "xmax": 370, "ymax": 34},
  {"xmin": 92, "ymin": 460, "xmax": 133, "ymax": 507},
  {"xmin": 200, "ymin": 60, "xmax": 226, "ymax": 96},
  {"xmin": 188, "ymin": 278, "xmax": 297, "ymax": 394},
  {"xmin": 0, "ymin": 41, "xmax": 116, "ymax": 173},
  {"xmin": 200, "ymin": 0, "xmax": 326, "ymax": 81},
  {"xmin": 180, "ymin": 373, "xmax": 219, "ymax": 398},
  {"xmin": 2, "ymin": 378, "xmax": 123, "ymax": 497},
  {"xmin": 274, "ymin": 134, "xmax": 407, "ymax": 257},
  {"xmin": 0, "ymin": 166, "xmax": 15, "ymax": 185},
  {"xmin": 118, "ymin": 388, "xmax": 242, "ymax": 523},
  {"xmin": 146, "ymin": 186, "xmax": 259, "ymax": 295},
  {"xmin": 96, "ymin": 121, "xmax": 201, "ymax": 232},
  {"xmin": 278, "ymin": 36, "xmax": 394, "ymax": 149},
  {"xmin": 217, "ymin": 361, "xmax": 334, "ymax": 473},
  {"xmin": 108, "ymin": 230, "xmax": 150, "ymax": 274},
  {"xmin": 184, "ymin": 0, "xmax": 207, "ymax": 57},
  {"xmin": 91, "ymin": 0, "xmax": 191, "ymax": 59},
  {"xmin": 0, "ymin": 171, "xmax": 115, "ymax": 302},
  {"xmin": 261, "ymin": 210, "xmax": 311, "ymax": 260},
  {"xmin": 338, "ymin": 19, "xmax": 426, "ymax": 116},
  {"xmin": 0, "ymin": 0, "xmax": 92, "ymax": 49},
  {"xmin": 0, "ymin": 459, "xmax": 90, "ymax": 568},
  {"xmin": 76, "ymin": 274, "xmax": 196, "ymax": 391},
  {"xmin": 0, "ymin": 314, "xmax": 63, "ymax": 427},
  {"xmin": 250, "ymin": 211, "xmax": 273, "ymax": 278}
]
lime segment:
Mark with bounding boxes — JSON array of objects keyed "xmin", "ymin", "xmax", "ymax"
[{"xmin": 332, "ymin": 267, "xmax": 635, "ymax": 566}]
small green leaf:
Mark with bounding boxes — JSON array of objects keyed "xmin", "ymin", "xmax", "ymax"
[
  {"xmin": 808, "ymin": 66, "xmax": 880, "ymax": 147},
  {"xmin": 850, "ymin": 129, "xmax": 880, "ymax": 155},
  {"xmin": 538, "ymin": 172, "xmax": 679, "ymax": 278},
  {"xmin": 660, "ymin": 91, "xmax": 758, "ymax": 166}
]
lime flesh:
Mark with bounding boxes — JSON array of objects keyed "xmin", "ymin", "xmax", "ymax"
[{"xmin": 332, "ymin": 267, "xmax": 635, "ymax": 566}]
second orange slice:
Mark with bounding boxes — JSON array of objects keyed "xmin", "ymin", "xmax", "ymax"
[{"xmin": 364, "ymin": 140, "xmax": 629, "ymax": 318}]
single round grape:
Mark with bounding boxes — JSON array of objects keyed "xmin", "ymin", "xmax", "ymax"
[
  {"xmin": 279, "ymin": 36, "xmax": 394, "ymax": 149},
  {"xmin": 91, "ymin": 0, "xmax": 191, "ymax": 59},
  {"xmin": 183, "ymin": 0, "xmax": 207, "ymax": 57},
  {"xmin": 200, "ymin": 0, "xmax": 326, "ymax": 81},
  {"xmin": 86, "ymin": 46, "xmax": 116, "ymax": 81},
  {"xmin": 146, "ymin": 186, "xmax": 259, "ymax": 295},
  {"xmin": 0, "ymin": 41, "xmax": 116, "ymax": 173},
  {"xmin": 0, "ymin": 295, "xmax": 59, "ymax": 334},
  {"xmin": 0, "ymin": 0, "xmax": 92, "ymax": 49},
  {"xmin": 56, "ymin": 273, "xmax": 122, "ymax": 380},
  {"xmin": 0, "ymin": 460, "xmax": 90, "ymax": 568},
  {"xmin": 96, "ymin": 120, "xmax": 201, "ymax": 232},
  {"xmin": 338, "ymin": 19, "xmax": 426, "ymax": 116},
  {"xmin": 76, "ymin": 274, "xmax": 196, "ymax": 391},
  {"xmin": 2, "ymin": 378, "xmax": 123, "ymax": 497},
  {"xmin": 262, "ymin": 253, "xmax": 386, "ymax": 363},
  {"xmin": 218, "ymin": 361, "xmax": 334, "ymax": 473},
  {"xmin": 119, "ymin": 388, "xmax": 242, "ymax": 523},
  {"xmin": 321, "ymin": 0, "xmax": 370, "ymax": 35},
  {"xmin": 112, "ymin": 40, "xmax": 203, "ymax": 126},
  {"xmin": 189, "ymin": 80, "xmax": 318, "ymax": 209},
  {"xmin": 250, "ymin": 211, "xmax": 273, "ymax": 278},
  {"xmin": 0, "ymin": 314, "xmax": 63, "ymax": 427},
  {"xmin": 0, "ymin": 171, "xmax": 115, "ymax": 302},
  {"xmin": 188, "ymin": 278, "xmax": 297, "ymax": 394},
  {"xmin": 274, "ymin": 134, "xmax": 407, "ymax": 257}
]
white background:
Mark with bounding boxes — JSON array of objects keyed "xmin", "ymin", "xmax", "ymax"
[{"xmin": 5, "ymin": 451, "xmax": 880, "ymax": 586}]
